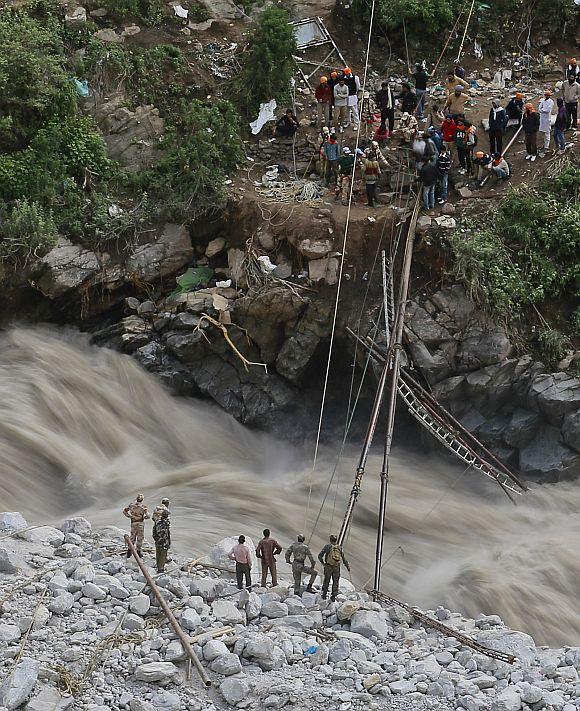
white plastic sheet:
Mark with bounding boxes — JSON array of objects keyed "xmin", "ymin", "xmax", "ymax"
[
  {"xmin": 249, "ymin": 99, "xmax": 277, "ymax": 135},
  {"xmin": 257, "ymin": 255, "xmax": 277, "ymax": 274},
  {"xmin": 173, "ymin": 4, "xmax": 189, "ymax": 18}
]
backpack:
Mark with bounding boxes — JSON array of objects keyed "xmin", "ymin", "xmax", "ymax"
[{"xmin": 326, "ymin": 544, "xmax": 342, "ymax": 567}]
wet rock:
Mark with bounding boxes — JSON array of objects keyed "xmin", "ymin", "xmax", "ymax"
[
  {"xmin": 34, "ymin": 238, "xmax": 100, "ymax": 298},
  {"xmin": 0, "ymin": 657, "xmax": 40, "ymax": 710},
  {"xmin": 126, "ymin": 224, "xmax": 193, "ymax": 283},
  {"xmin": 503, "ymin": 408, "xmax": 541, "ymax": 448},
  {"xmin": 529, "ymin": 373, "xmax": 580, "ymax": 424},
  {"xmin": 563, "ymin": 410, "xmax": 580, "ymax": 453},
  {"xmin": 275, "ymin": 300, "xmax": 331, "ymax": 382},
  {"xmin": 519, "ymin": 425, "xmax": 580, "ymax": 481}
]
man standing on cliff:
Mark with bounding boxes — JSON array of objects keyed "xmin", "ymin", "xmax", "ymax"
[
  {"xmin": 229, "ymin": 535, "xmax": 252, "ymax": 589},
  {"xmin": 256, "ymin": 528, "xmax": 282, "ymax": 587},
  {"xmin": 123, "ymin": 493, "xmax": 150, "ymax": 558}
]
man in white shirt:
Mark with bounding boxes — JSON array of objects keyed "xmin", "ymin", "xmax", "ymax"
[{"xmin": 538, "ymin": 89, "xmax": 554, "ymax": 155}]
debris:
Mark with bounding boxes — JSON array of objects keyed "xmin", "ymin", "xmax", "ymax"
[
  {"xmin": 257, "ymin": 256, "xmax": 277, "ymax": 274},
  {"xmin": 216, "ymin": 279, "xmax": 232, "ymax": 288},
  {"xmin": 250, "ymin": 100, "xmax": 277, "ymax": 135},
  {"xmin": 73, "ymin": 79, "xmax": 89, "ymax": 98},
  {"xmin": 173, "ymin": 3, "xmax": 189, "ymax": 17}
]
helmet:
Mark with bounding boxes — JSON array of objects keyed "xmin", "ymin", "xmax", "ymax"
[
  {"xmin": 320, "ymin": 76, "xmax": 328, "ymax": 83},
  {"xmin": 330, "ymin": 71, "xmax": 338, "ymax": 77},
  {"xmin": 515, "ymin": 91, "xmax": 523, "ymax": 99},
  {"xmin": 343, "ymin": 67, "xmax": 352, "ymax": 74},
  {"xmin": 297, "ymin": 534, "xmax": 305, "ymax": 542},
  {"xmin": 475, "ymin": 151, "xmax": 485, "ymax": 158}
]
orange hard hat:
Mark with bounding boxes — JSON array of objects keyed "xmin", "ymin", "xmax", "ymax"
[
  {"xmin": 571, "ymin": 58, "xmax": 577, "ymax": 64},
  {"xmin": 475, "ymin": 151, "xmax": 485, "ymax": 158},
  {"xmin": 515, "ymin": 91, "xmax": 523, "ymax": 98},
  {"xmin": 320, "ymin": 76, "xmax": 328, "ymax": 83},
  {"xmin": 343, "ymin": 67, "xmax": 352, "ymax": 74},
  {"xmin": 330, "ymin": 71, "xmax": 338, "ymax": 78}
]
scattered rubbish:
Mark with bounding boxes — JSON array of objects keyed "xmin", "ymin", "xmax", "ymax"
[
  {"xmin": 212, "ymin": 293, "xmax": 229, "ymax": 311},
  {"xmin": 216, "ymin": 279, "xmax": 232, "ymax": 288},
  {"xmin": 172, "ymin": 266, "xmax": 214, "ymax": 296},
  {"xmin": 257, "ymin": 255, "xmax": 277, "ymax": 274},
  {"xmin": 173, "ymin": 4, "xmax": 189, "ymax": 18},
  {"xmin": 108, "ymin": 204, "xmax": 123, "ymax": 217},
  {"xmin": 261, "ymin": 166, "xmax": 279, "ymax": 186},
  {"xmin": 224, "ymin": 179, "xmax": 233, "ymax": 185},
  {"xmin": 250, "ymin": 99, "xmax": 277, "ymax": 135},
  {"xmin": 367, "ymin": 216, "xmax": 376, "ymax": 223},
  {"xmin": 73, "ymin": 78, "xmax": 89, "ymax": 98},
  {"xmin": 305, "ymin": 646, "xmax": 319, "ymax": 655}
]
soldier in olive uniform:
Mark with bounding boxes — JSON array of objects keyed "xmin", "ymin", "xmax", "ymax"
[
  {"xmin": 152, "ymin": 498, "xmax": 170, "ymax": 523},
  {"xmin": 152, "ymin": 509, "xmax": 171, "ymax": 573},
  {"xmin": 285, "ymin": 534, "xmax": 317, "ymax": 596},
  {"xmin": 123, "ymin": 493, "xmax": 150, "ymax": 557}
]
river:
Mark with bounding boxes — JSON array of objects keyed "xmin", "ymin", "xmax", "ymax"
[{"xmin": 0, "ymin": 327, "xmax": 578, "ymax": 645}]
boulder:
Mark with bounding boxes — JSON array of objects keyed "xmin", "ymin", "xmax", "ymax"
[
  {"xmin": 308, "ymin": 256, "xmax": 339, "ymax": 285},
  {"xmin": 134, "ymin": 662, "xmax": 179, "ymax": 683},
  {"xmin": 261, "ymin": 600, "xmax": 288, "ymax": 619},
  {"xmin": 205, "ymin": 237, "xmax": 227, "ymax": 258},
  {"xmin": 0, "ymin": 657, "xmax": 40, "ymax": 710},
  {"xmin": 329, "ymin": 638, "xmax": 352, "ymax": 662},
  {"xmin": 147, "ymin": 691, "xmax": 180, "ymax": 711},
  {"xmin": 475, "ymin": 630, "xmax": 537, "ymax": 666},
  {"xmin": 308, "ymin": 643, "xmax": 329, "ymax": 667},
  {"xmin": 350, "ymin": 610, "xmax": 391, "ymax": 640},
  {"xmin": 562, "ymin": 409, "xmax": 580, "ymax": 453},
  {"xmin": 164, "ymin": 640, "xmax": 186, "ymax": 663},
  {"xmin": 60, "ymin": 518, "xmax": 92, "ymax": 537},
  {"xmin": 129, "ymin": 702, "xmax": 156, "ymax": 711},
  {"xmin": 180, "ymin": 608, "xmax": 201, "ymax": 631},
  {"xmin": 129, "ymin": 594, "xmax": 150, "ymax": 616},
  {"xmin": 243, "ymin": 634, "xmax": 279, "ymax": 671},
  {"xmin": 494, "ymin": 685, "xmax": 522, "ymax": 711},
  {"xmin": 24, "ymin": 687, "xmax": 73, "ymax": 711},
  {"xmin": 0, "ymin": 624, "xmax": 22, "ymax": 643},
  {"xmin": 126, "ymin": 224, "xmax": 193, "ymax": 283},
  {"xmin": 519, "ymin": 425, "xmax": 580, "ymax": 481},
  {"xmin": 210, "ymin": 653, "xmax": 242, "ymax": 676},
  {"xmin": 70, "ymin": 560, "xmax": 95, "ymax": 582},
  {"xmin": 47, "ymin": 592, "xmax": 74, "ymax": 615},
  {"xmin": 297, "ymin": 238, "xmax": 333, "ymax": 260},
  {"xmin": 457, "ymin": 325, "xmax": 511, "ymax": 371},
  {"xmin": 337, "ymin": 601, "xmax": 360, "ymax": 621},
  {"xmin": 0, "ymin": 512, "xmax": 27, "ymax": 534},
  {"xmin": 203, "ymin": 640, "xmax": 229, "ymax": 662},
  {"xmin": 94, "ymin": 28, "xmax": 125, "ymax": 43},
  {"xmin": 82, "ymin": 583, "xmax": 106, "ymax": 600},
  {"xmin": 518, "ymin": 682, "xmax": 543, "ymax": 704},
  {"xmin": 17, "ymin": 527, "xmax": 64, "ymax": 547},
  {"xmin": 65, "ymin": 6, "xmax": 87, "ymax": 23},
  {"xmin": 220, "ymin": 677, "xmax": 249, "ymax": 706},
  {"xmin": 530, "ymin": 373, "xmax": 580, "ymax": 424},
  {"xmin": 189, "ymin": 577, "xmax": 226, "ymax": 601},
  {"xmin": 245, "ymin": 592, "xmax": 262, "ymax": 620},
  {"xmin": 503, "ymin": 408, "xmax": 541, "ymax": 448},
  {"xmin": 211, "ymin": 600, "xmax": 245, "ymax": 625},
  {"xmin": 35, "ymin": 239, "xmax": 101, "ymax": 298},
  {"xmin": 0, "ymin": 548, "xmax": 23, "ymax": 573}
]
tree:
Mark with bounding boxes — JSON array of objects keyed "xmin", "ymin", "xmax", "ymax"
[{"xmin": 238, "ymin": 6, "xmax": 297, "ymax": 115}]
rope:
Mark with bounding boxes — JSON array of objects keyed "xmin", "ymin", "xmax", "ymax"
[
  {"xmin": 402, "ymin": 15, "xmax": 411, "ymax": 71},
  {"xmin": 432, "ymin": 8, "xmax": 465, "ymax": 75},
  {"xmin": 455, "ymin": 0, "xmax": 477, "ymax": 63},
  {"xmin": 304, "ymin": 0, "xmax": 378, "ymax": 530}
]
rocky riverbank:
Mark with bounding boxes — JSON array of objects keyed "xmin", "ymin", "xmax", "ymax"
[{"xmin": 1, "ymin": 511, "xmax": 579, "ymax": 711}]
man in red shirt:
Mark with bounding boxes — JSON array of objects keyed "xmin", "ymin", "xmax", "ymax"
[
  {"xmin": 256, "ymin": 528, "xmax": 282, "ymax": 587},
  {"xmin": 315, "ymin": 76, "xmax": 332, "ymax": 128},
  {"xmin": 441, "ymin": 115, "xmax": 457, "ymax": 156}
]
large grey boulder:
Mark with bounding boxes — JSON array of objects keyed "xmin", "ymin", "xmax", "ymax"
[
  {"xmin": 24, "ymin": 686, "xmax": 73, "ymax": 711},
  {"xmin": 0, "ymin": 512, "xmax": 27, "ymax": 534},
  {"xmin": 243, "ymin": 634, "xmax": 280, "ymax": 671},
  {"xmin": 203, "ymin": 640, "xmax": 229, "ymax": 662},
  {"xmin": 503, "ymin": 408, "xmax": 541, "ymax": 448},
  {"xmin": 219, "ymin": 677, "xmax": 249, "ymax": 706},
  {"xmin": 0, "ymin": 657, "xmax": 40, "ymax": 710},
  {"xmin": 562, "ymin": 409, "xmax": 580, "ymax": 453},
  {"xmin": 529, "ymin": 373, "xmax": 580, "ymax": 424},
  {"xmin": 179, "ymin": 608, "xmax": 201, "ymax": 631},
  {"xmin": 211, "ymin": 600, "xmax": 245, "ymax": 625},
  {"xmin": 0, "ymin": 624, "xmax": 21, "ymax": 643},
  {"xmin": 189, "ymin": 577, "xmax": 226, "ymax": 600},
  {"xmin": 34, "ymin": 238, "xmax": 101, "ymax": 298},
  {"xmin": 126, "ymin": 224, "xmax": 193, "ymax": 283},
  {"xmin": 210, "ymin": 652, "xmax": 242, "ymax": 676},
  {"xmin": 134, "ymin": 662, "xmax": 178, "ymax": 683},
  {"xmin": 0, "ymin": 548, "xmax": 23, "ymax": 573},
  {"xmin": 60, "ymin": 517, "xmax": 92, "ymax": 537},
  {"xmin": 475, "ymin": 630, "xmax": 537, "ymax": 666},
  {"xmin": 519, "ymin": 426, "xmax": 580, "ymax": 481},
  {"xmin": 350, "ymin": 610, "xmax": 391, "ymax": 641},
  {"xmin": 456, "ymin": 325, "xmax": 511, "ymax": 372},
  {"xmin": 47, "ymin": 592, "xmax": 74, "ymax": 615},
  {"xmin": 17, "ymin": 526, "xmax": 64, "ymax": 547}
]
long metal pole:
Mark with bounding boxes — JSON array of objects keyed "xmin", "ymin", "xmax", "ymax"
[
  {"xmin": 125, "ymin": 536, "xmax": 211, "ymax": 687},
  {"xmin": 373, "ymin": 199, "xmax": 418, "ymax": 592}
]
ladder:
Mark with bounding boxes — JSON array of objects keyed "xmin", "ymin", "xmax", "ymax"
[{"xmin": 396, "ymin": 375, "xmax": 524, "ymax": 497}]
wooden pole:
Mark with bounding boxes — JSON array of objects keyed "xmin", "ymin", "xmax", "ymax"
[{"xmin": 124, "ymin": 536, "xmax": 211, "ymax": 688}]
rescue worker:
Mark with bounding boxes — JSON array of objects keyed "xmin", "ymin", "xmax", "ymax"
[
  {"xmin": 473, "ymin": 150, "xmax": 492, "ymax": 185},
  {"xmin": 375, "ymin": 81, "xmax": 395, "ymax": 134},
  {"xmin": 565, "ymin": 58, "xmax": 579, "ymax": 82},
  {"xmin": 397, "ymin": 112, "xmax": 418, "ymax": 143},
  {"xmin": 333, "ymin": 77, "xmax": 349, "ymax": 130},
  {"xmin": 318, "ymin": 535, "xmax": 350, "ymax": 601},
  {"xmin": 397, "ymin": 83, "xmax": 418, "ymax": 114},
  {"xmin": 444, "ymin": 85, "xmax": 469, "ymax": 118},
  {"xmin": 455, "ymin": 118, "xmax": 476, "ymax": 175},
  {"xmin": 562, "ymin": 75, "xmax": 579, "ymax": 129},
  {"xmin": 441, "ymin": 114, "xmax": 457, "ymax": 155},
  {"xmin": 338, "ymin": 146, "xmax": 355, "ymax": 205},
  {"xmin": 327, "ymin": 70, "xmax": 340, "ymax": 122},
  {"xmin": 419, "ymin": 161, "xmax": 439, "ymax": 212},
  {"xmin": 315, "ymin": 76, "xmax": 332, "ymax": 128},
  {"xmin": 323, "ymin": 132, "xmax": 340, "ymax": 188},
  {"xmin": 444, "ymin": 71, "xmax": 468, "ymax": 96},
  {"xmin": 538, "ymin": 90, "xmax": 554, "ymax": 156},
  {"xmin": 123, "ymin": 494, "xmax": 149, "ymax": 558},
  {"xmin": 554, "ymin": 97, "xmax": 567, "ymax": 152},
  {"xmin": 256, "ymin": 528, "xmax": 282, "ymax": 587},
  {"xmin": 436, "ymin": 144, "xmax": 451, "ymax": 203},
  {"xmin": 411, "ymin": 62, "xmax": 430, "ymax": 119},
  {"xmin": 152, "ymin": 497, "xmax": 170, "ymax": 522},
  {"xmin": 343, "ymin": 67, "xmax": 361, "ymax": 129},
  {"xmin": 505, "ymin": 92, "xmax": 524, "ymax": 132},
  {"xmin": 489, "ymin": 152, "xmax": 510, "ymax": 181},
  {"xmin": 285, "ymin": 534, "xmax": 317, "ymax": 596},
  {"xmin": 228, "ymin": 535, "xmax": 252, "ymax": 590},
  {"xmin": 274, "ymin": 109, "xmax": 299, "ymax": 138},
  {"xmin": 361, "ymin": 151, "xmax": 381, "ymax": 207},
  {"xmin": 523, "ymin": 103, "xmax": 540, "ymax": 161},
  {"xmin": 488, "ymin": 99, "xmax": 507, "ymax": 154},
  {"xmin": 152, "ymin": 509, "xmax": 171, "ymax": 573}
]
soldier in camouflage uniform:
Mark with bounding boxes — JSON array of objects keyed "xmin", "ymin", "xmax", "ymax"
[
  {"xmin": 152, "ymin": 509, "xmax": 171, "ymax": 573},
  {"xmin": 152, "ymin": 498, "xmax": 170, "ymax": 523},
  {"xmin": 285, "ymin": 534, "xmax": 317, "ymax": 596},
  {"xmin": 123, "ymin": 494, "xmax": 149, "ymax": 557}
]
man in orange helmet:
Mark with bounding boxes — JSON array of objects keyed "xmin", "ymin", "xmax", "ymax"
[
  {"xmin": 315, "ymin": 75, "xmax": 332, "ymax": 127},
  {"xmin": 327, "ymin": 70, "xmax": 340, "ymax": 122},
  {"xmin": 565, "ymin": 57, "xmax": 579, "ymax": 83}
]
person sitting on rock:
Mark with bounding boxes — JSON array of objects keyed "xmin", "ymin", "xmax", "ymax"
[
  {"xmin": 274, "ymin": 109, "xmax": 299, "ymax": 138},
  {"xmin": 473, "ymin": 150, "xmax": 492, "ymax": 185},
  {"xmin": 318, "ymin": 535, "xmax": 350, "ymax": 602}
]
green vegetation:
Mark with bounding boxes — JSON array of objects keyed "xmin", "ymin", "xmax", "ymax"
[
  {"xmin": 0, "ymin": 200, "xmax": 58, "ymax": 262},
  {"xmin": 449, "ymin": 163, "xmax": 580, "ymax": 366},
  {"xmin": 237, "ymin": 6, "xmax": 297, "ymax": 114},
  {"xmin": 99, "ymin": 0, "xmax": 165, "ymax": 26}
]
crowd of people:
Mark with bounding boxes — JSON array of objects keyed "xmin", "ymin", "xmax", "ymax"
[
  {"xmin": 122, "ymin": 496, "xmax": 351, "ymax": 601},
  {"xmin": 272, "ymin": 57, "xmax": 579, "ymax": 212}
]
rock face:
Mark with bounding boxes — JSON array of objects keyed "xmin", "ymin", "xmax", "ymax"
[
  {"xmin": 402, "ymin": 285, "xmax": 580, "ymax": 482},
  {"xmin": 34, "ymin": 238, "xmax": 101, "ymax": 299}
]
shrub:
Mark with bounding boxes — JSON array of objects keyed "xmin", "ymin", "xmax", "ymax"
[
  {"xmin": 538, "ymin": 327, "xmax": 571, "ymax": 369},
  {"xmin": 99, "ymin": 0, "xmax": 165, "ymax": 26},
  {"xmin": 237, "ymin": 6, "xmax": 297, "ymax": 114},
  {"xmin": 0, "ymin": 200, "xmax": 58, "ymax": 262}
]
